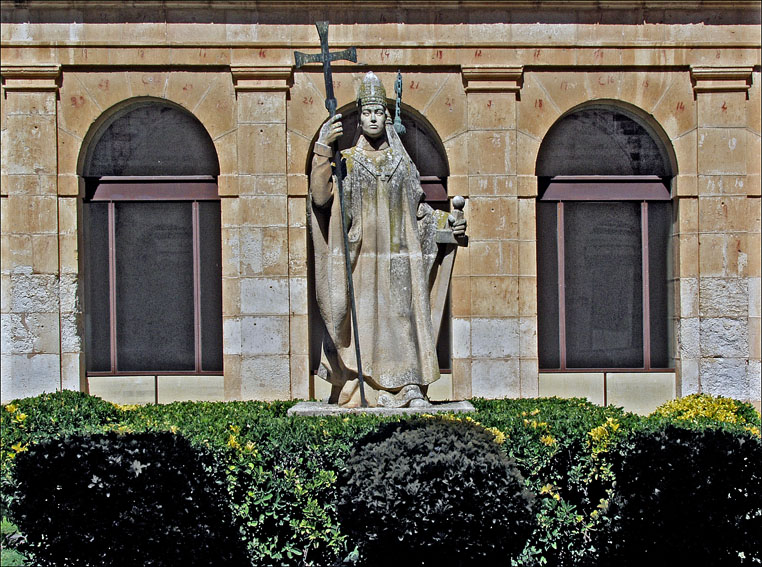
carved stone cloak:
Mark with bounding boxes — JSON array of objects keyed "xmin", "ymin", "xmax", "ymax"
[{"xmin": 310, "ymin": 143, "xmax": 440, "ymax": 392}]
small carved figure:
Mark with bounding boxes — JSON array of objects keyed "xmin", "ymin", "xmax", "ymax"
[{"xmin": 310, "ymin": 72, "xmax": 466, "ymax": 407}]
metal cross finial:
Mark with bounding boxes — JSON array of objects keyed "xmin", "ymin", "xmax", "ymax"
[{"xmin": 294, "ymin": 22, "xmax": 357, "ymax": 117}]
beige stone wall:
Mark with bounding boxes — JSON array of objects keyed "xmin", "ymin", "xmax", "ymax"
[
  {"xmin": 1, "ymin": 1, "xmax": 760, "ymax": 408},
  {"xmin": 1, "ymin": 66, "xmax": 66, "ymax": 400}
]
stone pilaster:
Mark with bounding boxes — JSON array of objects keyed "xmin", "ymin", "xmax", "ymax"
[
  {"xmin": 460, "ymin": 66, "xmax": 531, "ymax": 398},
  {"xmin": 1, "ymin": 64, "xmax": 64, "ymax": 402},
  {"xmin": 230, "ymin": 66, "xmax": 296, "ymax": 400},
  {"xmin": 689, "ymin": 65, "xmax": 757, "ymax": 402}
]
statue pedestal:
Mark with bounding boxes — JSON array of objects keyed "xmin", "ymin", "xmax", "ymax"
[{"xmin": 287, "ymin": 400, "xmax": 475, "ymax": 417}]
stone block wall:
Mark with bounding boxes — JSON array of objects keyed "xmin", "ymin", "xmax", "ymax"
[
  {"xmin": 1, "ymin": 1, "xmax": 759, "ymax": 410},
  {"xmin": 1, "ymin": 66, "xmax": 67, "ymax": 400}
]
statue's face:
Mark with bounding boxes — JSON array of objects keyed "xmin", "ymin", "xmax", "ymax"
[{"xmin": 359, "ymin": 104, "xmax": 386, "ymax": 139}]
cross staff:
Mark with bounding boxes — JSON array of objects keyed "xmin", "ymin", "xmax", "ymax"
[
  {"xmin": 294, "ymin": 22, "xmax": 357, "ymax": 117},
  {"xmin": 294, "ymin": 22, "xmax": 368, "ymax": 407}
]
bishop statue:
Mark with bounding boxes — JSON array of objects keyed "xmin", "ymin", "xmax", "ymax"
[{"xmin": 310, "ymin": 72, "xmax": 466, "ymax": 408}]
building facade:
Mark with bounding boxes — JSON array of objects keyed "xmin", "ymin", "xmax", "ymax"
[{"xmin": 1, "ymin": 1, "xmax": 760, "ymax": 412}]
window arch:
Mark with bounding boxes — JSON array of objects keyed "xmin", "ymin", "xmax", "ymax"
[
  {"xmin": 83, "ymin": 101, "xmax": 222, "ymax": 377},
  {"xmin": 536, "ymin": 104, "xmax": 675, "ymax": 371},
  {"xmin": 306, "ymin": 102, "xmax": 453, "ymax": 371}
]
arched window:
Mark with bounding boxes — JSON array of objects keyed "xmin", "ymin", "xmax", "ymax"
[
  {"xmin": 83, "ymin": 101, "xmax": 222, "ymax": 377},
  {"xmin": 307, "ymin": 103, "xmax": 453, "ymax": 371},
  {"xmin": 536, "ymin": 105, "xmax": 674, "ymax": 371}
]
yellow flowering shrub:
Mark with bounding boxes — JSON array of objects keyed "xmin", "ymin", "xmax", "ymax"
[
  {"xmin": 111, "ymin": 403, "xmax": 140, "ymax": 412},
  {"xmin": 652, "ymin": 394, "xmax": 761, "ymax": 437},
  {"xmin": 540, "ymin": 435, "xmax": 557, "ymax": 447},
  {"xmin": 588, "ymin": 417, "xmax": 621, "ymax": 454},
  {"xmin": 423, "ymin": 412, "xmax": 508, "ymax": 445}
]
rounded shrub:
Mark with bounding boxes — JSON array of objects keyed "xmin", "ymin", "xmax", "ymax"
[
  {"xmin": 336, "ymin": 416, "xmax": 535, "ymax": 566},
  {"xmin": 11, "ymin": 431, "xmax": 249, "ymax": 567},
  {"xmin": 598, "ymin": 425, "xmax": 762, "ymax": 566}
]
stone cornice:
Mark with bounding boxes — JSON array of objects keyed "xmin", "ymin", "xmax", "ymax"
[
  {"xmin": 0, "ymin": 64, "xmax": 61, "ymax": 92},
  {"xmin": 2, "ymin": 1, "xmax": 761, "ymax": 9},
  {"xmin": 231, "ymin": 66, "xmax": 293, "ymax": 93},
  {"xmin": 690, "ymin": 66, "xmax": 754, "ymax": 95},
  {"xmin": 462, "ymin": 66, "xmax": 523, "ymax": 95}
]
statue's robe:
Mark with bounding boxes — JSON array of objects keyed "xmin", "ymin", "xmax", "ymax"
[{"xmin": 310, "ymin": 142, "xmax": 440, "ymax": 394}]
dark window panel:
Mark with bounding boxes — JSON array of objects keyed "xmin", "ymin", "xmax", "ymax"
[
  {"xmin": 198, "ymin": 201, "xmax": 224, "ymax": 372},
  {"xmin": 87, "ymin": 179, "xmax": 218, "ymax": 201},
  {"xmin": 648, "ymin": 201, "xmax": 672, "ymax": 368},
  {"xmin": 114, "ymin": 202, "xmax": 195, "ymax": 371},
  {"xmin": 85, "ymin": 103, "xmax": 220, "ymax": 177},
  {"xmin": 537, "ymin": 202, "xmax": 560, "ymax": 369},
  {"xmin": 83, "ymin": 203, "xmax": 112, "ymax": 372},
  {"xmin": 564, "ymin": 202, "xmax": 644, "ymax": 368},
  {"xmin": 536, "ymin": 108, "xmax": 671, "ymax": 177}
]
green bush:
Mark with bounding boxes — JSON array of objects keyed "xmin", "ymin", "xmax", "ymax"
[
  {"xmin": 4, "ymin": 394, "xmax": 635, "ymax": 567},
  {"xmin": 3, "ymin": 391, "xmax": 758, "ymax": 567},
  {"xmin": 2, "ymin": 394, "xmax": 380, "ymax": 567},
  {"xmin": 1, "ymin": 517, "xmax": 27, "ymax": 566},
  {"xmin": 649, "ymin": 393, "xmax": 761, "ymax": 435},
  {"xmin": 472, "ymin": 397, "xmax": 640, "ymax": 566},
  {"xmin": 1, "ymin": 390, "xmax": 125, "ymax": 541},
  {"xmin": 598, "ymin": 424, "xmax": 762, "ymax": 566},
  {"xmin": 337, "ymin": 416, "xmax": 536, "ymax": 566},
  {"xmin": 11, "ymin": 431, "xmax": 249, "ymax": 567},
  {"xmin": 117, "ymin": 401, "xmax": 393, "ymax": 565}
]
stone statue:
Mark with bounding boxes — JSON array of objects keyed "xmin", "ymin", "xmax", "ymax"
[{"xmin": 310, "ymin": 72, "xmax": 466, "ymax": 408}]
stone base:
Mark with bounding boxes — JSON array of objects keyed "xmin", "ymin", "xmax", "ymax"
[{"xmin": 287, "ymin": 400, "xmax": 475, "ymax": 417}]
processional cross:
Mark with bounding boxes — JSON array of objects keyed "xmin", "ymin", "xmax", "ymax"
[{"xmin": 294, "ymin": 23, "xmax": 368, "ymax": 407}]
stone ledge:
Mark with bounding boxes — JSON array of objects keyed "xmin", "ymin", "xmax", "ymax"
[
  {"xmin": 690, "ymin": 66, "xmax": 753, "ymax": 95},
  {"xmin": 287, "ymin": 400, "xmax": 475, "ymax": 417},
  {"xmin": 462, "ymin": 66, "xmax": 523, "ymax": 95},
  {"xmin": 1, "ymin": 64, "xmax": 61, "ymax": 93},
  {"xmin": 231, "ymin": 66, "xmax": 293, "ymax": 93}
]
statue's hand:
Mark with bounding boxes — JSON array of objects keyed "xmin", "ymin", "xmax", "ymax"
[
  {"xmin": 451, "ymin": 217, "xmax": 467, "ymax": 238},
  {"xmin": 317, "ymin": 114, "xmax": 343, "ymax": 146}
]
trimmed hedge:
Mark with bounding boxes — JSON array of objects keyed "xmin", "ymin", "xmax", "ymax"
[
  {"xmin": 599, "ymin": 424, "xmax": 762, "ymax": 566},
  {"xmin": 338, "ymin": 416, "xmax": 535, "ymax": 566},
  {"xmin": 1, "ymin": 392, "xmax": 759, "ymax": 567},
  {"xmin": 11, "ymin": 432, "xmax": 249, "ymax": 567}
]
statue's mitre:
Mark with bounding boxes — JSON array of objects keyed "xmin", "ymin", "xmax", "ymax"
[{"xmin": 357, "ymin": 71, "xmax": 387, "ymax": 107}]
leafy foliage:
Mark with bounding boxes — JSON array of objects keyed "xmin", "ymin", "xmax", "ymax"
[
  {"xmin": 116, "ymin": 401, "xmax": 394, "ymax": 565},
  {"xmin": 1, "ymin": 389, "xmax": 124, "ymax": 546},
  {"xmin": 471, "ymin": 397, "xmax": 639, "ymax": 566},
  {"xmin": 1, "ymin": 517, "xmax": 27, "ymax": 566},
  {"xmin": 337, "ymin": 416, "xmax": 536, "ymax": 566},
  {"xmin": 11, "ymin": 431, "xmax": 249, "ymax": 567},
  {"xmin": 599, "ymin": 424, "xmax": 762, "ymax": 566},
  {"xmin": 2, "ymin": 392, "xmax": 760, "ymax": 567},
  {"xmin": 649, "ymin": 393, "xmax": 761, "ymax": 436}
]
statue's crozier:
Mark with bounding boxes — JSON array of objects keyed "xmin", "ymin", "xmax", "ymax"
[{"xmin": 310, "ymin": 72, "xmax": 463, "ymax": 408}]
